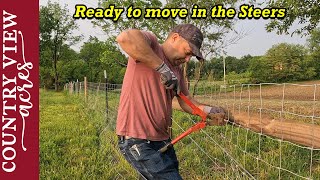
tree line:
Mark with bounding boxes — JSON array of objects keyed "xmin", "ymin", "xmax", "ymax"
[{"xmin": 40, "ymin": 1, "xmax": 320, "ymax": 90}]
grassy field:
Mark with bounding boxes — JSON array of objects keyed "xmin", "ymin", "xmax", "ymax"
[
  {"xmin": 40, "ymin": 89, "xmax": 137, "ymax": 179},
  {"xmin": 40, "ymin": 85, "xmax": 320, "ymax": 179}
]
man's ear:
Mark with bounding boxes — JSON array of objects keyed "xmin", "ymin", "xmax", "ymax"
[{"xmin": 171, "ymin": 33, "xmax": 179, "ymax": 42}]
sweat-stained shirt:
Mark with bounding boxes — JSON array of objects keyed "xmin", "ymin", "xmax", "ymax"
[{"xmin": 116, "ymin": 31, "xmax": 189, "ymax": 141}]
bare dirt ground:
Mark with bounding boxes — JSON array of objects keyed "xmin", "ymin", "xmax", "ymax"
[{"xmin": 195, "ymin": 80, "xmax": 320, "ymax": 119}]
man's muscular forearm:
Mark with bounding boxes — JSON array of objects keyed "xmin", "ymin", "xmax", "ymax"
[{"xmin": 116, "ymin": 29, "xmax": 162, "ymax": 69}]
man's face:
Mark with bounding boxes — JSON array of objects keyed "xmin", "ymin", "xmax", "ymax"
[{"xmin": 168, "ymin": 33, "xmax": 194, "ymax": 66}]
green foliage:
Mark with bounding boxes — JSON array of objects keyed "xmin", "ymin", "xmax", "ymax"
[
  {"xmin": 225, "ymin": 71, "xmax": 251, "ymax": 85},
  {"xmin": 192, "ymin": 58, "xmax": 222, "ymax": 81},
  {"xmin": 266, "ymin": 0, "xmax": 320, "ymax": 36},
  {"xmin": 58, "ymin": 59, "xmax": 89, "ymax": 83},
  {"xmin": 207, "ymin": 57, "xmax": 224, "ymax": 80},
  {"xmin": 39, "ymin": 1, "xmax": 320, "ymax": 90},
  {"xmin": 40, "ymin": 66, "xmax": 54, "ymax": 89},
  {"xmin": 40, "ymin": 1, "xmax": 82, "ymax": 47},
  {"xmin": 249, "ymin": 43, "xmax": 316, "ymax": 83},
  {"xmin": 40, "ymin": 2, "xmax": 129, "ymax": 88},
  {"xmin": 40, "ymin": 1, "xmax": 83, "ymax": 90},
  {"xmin": 164, "ymin": 0, "xmax": 239, "ymax": 58},
  {"xmin": 186, "ymin": 60, "xmax": 196, "ymax": 79},
  {"xmin": 94, "ymin": 0, "xmax": 165, "ymax": 39},
  {"xmin": 248, "ymin": 56, "xmax": 273, "ymax": 83},
  {"xmin": 79, "ymin": 36, "xmax": 107, "ymax": 82},
  {"xmin": 307, "ymin": 28, "xmax": 320, "ymax": 78},
  {"xmin": 79, "ymin": 36, "xmax": 127, "ymax": 84},
  {"xmin": 307, "ymin": 28, "xmax": 320, "ymax": 52},
  {"xmin": 267, "ymin": 43, "xmax": 316, "ymax": 82},
  {"xmin": 41, "ymin": 44, "xmax": 83, "ymax": 89},
  {"xmin": 99, "ymin": 38, "xmax": 127, "ymax": 84},
  {"xmin": 237, "ymin": 54, "xmax": 252, "ymax": 73},
  {"xmin": 94, "ymin": 0, "xmax": 240, "ymax": 60},
  {"xmin": 189, "ymin": 55, "xmax": 253, "ymax": 82}
]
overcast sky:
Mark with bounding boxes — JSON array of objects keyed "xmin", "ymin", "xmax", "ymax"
[{"xmin": 40, "ymin": 0, "xmax": 308, "ymax": 58}]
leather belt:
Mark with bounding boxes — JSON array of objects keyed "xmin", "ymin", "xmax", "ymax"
[
  {"xmin": 118, "ymin": 135, "xmax": 132, "ymax": 141},
  {"xmin": 118, "ymin": 136, "xmax": 153, "ymax": 144}
]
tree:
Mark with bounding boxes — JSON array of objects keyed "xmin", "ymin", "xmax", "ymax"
[
  {"xmin": 200, "ymin": 57, "xmax": 224, "ymax": 81},
  {"xmin": 237, "ymin": 55, "xmax": 252, "ymax": 74},
  {"xmin": 40, "ymin": 46, "xmax": 55, "ymax": 89},
  {"xmin": 92, "ymin": 0, "xmax": 170, "ymax": 83},
  {"xmin": 164, "ymin": 1, "xmax": 246, "ymax": 92},
  {"xmin": 164, "ymin": 1, "xmax": 244, "ymax": 58},
  {"xmin": 307, "ymin": 28, "xmax": 320, "ymax": 77},
  {"xmin": 57, "ymin": 45, "xmax": 85, "ymax": 84},
  {"xmin": 93, "ymin": 0, "xmax": 165, "ymax": 39},
  {"xmin": 93, "ymin": 0, "xmax": 245, "ymax": 87},
  {"xmin": 265, "ymin": 0, "xmax": 320, "ymax": 36},
  {"xmin": 252, "ymin": 43, "xmax": 316, "ymax": 83},
  {"xmin": 248, "ymin": 56, "xmax": 272, "ymax": 83},
  {"xmin": 79, "ymin": 36, "xmax": 108, "ymax": 82},
  {"xmin": 99, "ymin": 38, "xmax": 127, "ymax": 84},
  {"xmin": 40, "ymin": 1, "xmax": 82, "ymax": 91},
  {"xmin": 225, "ymin": 56, "xmax": 238, "ymax": 74}
]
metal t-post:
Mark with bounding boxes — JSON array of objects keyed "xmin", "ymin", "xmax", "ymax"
[
  {"xmin": 104, "ymin": 70, "xmax": 109, "ymax": 118},
  {"xmin": 223, "ymin": 55, "xmax": 226, "ymax": 86}
]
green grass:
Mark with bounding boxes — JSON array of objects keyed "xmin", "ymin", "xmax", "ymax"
[
  {"xmin": 40, "ymin": 88, "xmax": 320, "ymax": 179},
  {"xmin": 40, "ymin": 89, "xmax": 137, "ymax": 179}
]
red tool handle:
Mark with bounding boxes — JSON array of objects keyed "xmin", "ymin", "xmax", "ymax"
[
  {"xmin": 159, "ymin": 122, "xmax": 206, "ymax": 153},
  {"xmin": 178, "ymin": 92, "xmax": 207, "ymax": 121},
  {"xmin": 171, "ymin": 121, "xmax": 206, "ymax": 144},
  {"xmin": 159, "ymin": 92, "xmax": 208, "ymax": 153}
]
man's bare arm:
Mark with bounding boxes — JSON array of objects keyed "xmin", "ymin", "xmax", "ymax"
[{"xmin": 116, "ymin": 29, "xmax": 162, "ymax": 69}]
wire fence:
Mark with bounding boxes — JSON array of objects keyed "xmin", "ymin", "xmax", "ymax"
[{"xmin": 65, "ymin": 79, "xmax": 320, "ymax": 179}]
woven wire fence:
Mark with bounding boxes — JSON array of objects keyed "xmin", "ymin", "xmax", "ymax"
[{"xmin": 65, "ymin": 80, "xmax": 320, "ymax": 179}]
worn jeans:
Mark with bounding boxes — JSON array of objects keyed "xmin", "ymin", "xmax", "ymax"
[{"xmin": 118, "ymin": 137, "xmax": 183, "ymax": 180}]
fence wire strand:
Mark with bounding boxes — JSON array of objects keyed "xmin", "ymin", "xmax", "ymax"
[{"xmin": 66, "ymin": 80, "xmax": 320, "ymax": 179}]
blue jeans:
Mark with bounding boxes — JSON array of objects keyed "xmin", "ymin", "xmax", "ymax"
[{"xmin": 118, "ymin": 137, "xmax": 183, "ymax": 180}]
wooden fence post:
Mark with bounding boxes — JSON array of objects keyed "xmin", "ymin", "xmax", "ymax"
[
  {"xmin": 71, "ymin": 82, "xmax": 74, "ymax": 94},
  {"xmin": 69, "ymin": 82, "xmax": 73, "ymax": 94},
  {"xmin": 104, "ymin": 70, "xmax": 108, "ymax": 117},
  {"xmin": 75, "ymin": 79, "xmax": 79, "ymax": 94},
  {"xmin": 84, "ymin": 77, "xmax": 87, "ymax": 102},
  {"xmin": 97, "ymin": 81, "xmax": 101, "ymax": 94}
]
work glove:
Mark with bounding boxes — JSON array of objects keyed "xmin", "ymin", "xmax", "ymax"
[
  {"xmin": 203, "ymin": 106, "xmax": 231, "ymax": 126},
  {"xmin": 203, "ymin": 106, "xmax": 225, "ymax": 114},
  {"xmin": 207, "ymin": 113, "xmax": 226, "ymax": 126},
  {"xmin": 155, "ymin": 62, "xmax": 179, "ymax": 91}
]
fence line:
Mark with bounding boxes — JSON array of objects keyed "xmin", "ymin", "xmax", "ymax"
[{"xmin": 65, "ymin": 79, "xmax": 320, "ymax": 179}]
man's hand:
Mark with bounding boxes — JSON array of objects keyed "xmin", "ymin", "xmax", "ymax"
[
  {"xmin": 203, "ymin": 106, "xmax": 233, "ymax": 126},
  {"xmin": 207, "ymin": 113, "xmax": 227, "ymax": 126},
  {"xmin": 156, "ymin": 62, "xmax": 179, "ymax": 90}
]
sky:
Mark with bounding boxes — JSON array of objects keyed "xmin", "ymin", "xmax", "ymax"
[{"xmin": 39, "ymin": 0, "xmax": 308, "ymax": 58}]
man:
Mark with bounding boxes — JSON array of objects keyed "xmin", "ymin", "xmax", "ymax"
[{"xmin": 116, "ymin": 24, "xmax": 226, "ymax": 180}]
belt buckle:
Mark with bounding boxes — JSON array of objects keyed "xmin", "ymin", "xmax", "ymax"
[{"xmin": 118, "ymin": 135, "xmax": 125, "ymax": 142}]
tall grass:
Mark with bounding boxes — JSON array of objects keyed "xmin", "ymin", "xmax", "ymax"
[{"xmin": 40, "ymin": 89, "xmax": 137, "ymax": 179}]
